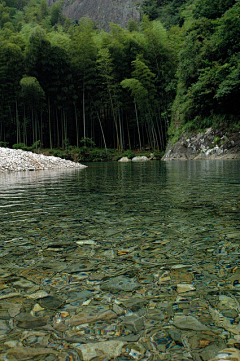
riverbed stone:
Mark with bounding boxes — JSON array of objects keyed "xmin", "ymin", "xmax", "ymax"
[
  {"xmin": 15, "ymin": 313, "xmax": 49, "ymax": 329},
  {"xmin": 101, "ymin": 276, "xmax": 140, "ymax": 292},
  {"xmin": 79, "ymin": 340, "xmax": 125, "ymax": 361},
  {"xmin": 121, "ymin": 314, "xmax": 145, "ymax": 333},
  {"xmin": 38, "ymin": 296, "xmax": 64, "ymax": 310},
  {"xmin": 121, "ymin": 297, "xmax": 148, "ymax": 311},
  {"xmin": 172, "ymin": 315, "xmax": 209, "ymax": 331},
  {"xmin": 208, "ymin": 347, "xmax": 240, "ymax": 361},
  {"xmin": 70, "ymin": 309, "xmax": 117, "ymax": 326},
  {"xmin": 176, "ymin": 283, "xmax": 196, "ymax": 293},
  {"xmin": 0, "ymin": 320, "xmax": 9, "ymax": 335}
]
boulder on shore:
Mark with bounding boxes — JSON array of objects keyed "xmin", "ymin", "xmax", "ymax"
[
  {"xmin": 132, "ymin": 156, "xmax": 149, "ymax": 162},
  {"xmin": 118, "ymin": 157, "xmax": 131, "ymax": 162}
]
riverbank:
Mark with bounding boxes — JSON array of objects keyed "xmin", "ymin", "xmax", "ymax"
[
  {"xmin": 2, "ymin": 127, "xmax": 240, "ymax": 171},
  {"xmin": 0, "ymin": 147, "xmax": 87, "ymax": 172},
  {"xmin": 162, "ymin": 128, "xmax": 240, "ymax": 161}
]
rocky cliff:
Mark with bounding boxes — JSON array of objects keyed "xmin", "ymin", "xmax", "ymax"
[
  {"xmin": 48, "ymin": 0, "xmax": 143, "ymax": 29},
  {"xmin": 162, "ymin": 128, "xmax": 240, "ymax": 161}
]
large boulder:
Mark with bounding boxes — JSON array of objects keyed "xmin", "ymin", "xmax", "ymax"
[
  {"xmin": 132, "ymin": 156, "xmax": 149, "ymax": 162},
  {"xmin": 118, "ymin": 157, "xmax": 131, "ymax": 162}
]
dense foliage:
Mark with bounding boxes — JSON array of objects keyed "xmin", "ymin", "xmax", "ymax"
[
  {"xmin": 0, "ymin": 0, "xmax": 240, "ymax": 151},
  {"xmin": 0, "ymin": 0, "xmax": 176, "ymax": 150},
  {"xmin": 142, "ymin": 0, "xmax": 240, "ymax": 135}
]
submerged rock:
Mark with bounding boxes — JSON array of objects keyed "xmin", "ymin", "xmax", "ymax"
[
  {"xmin": 101, "ymin": 275, "xmax": 140, "ymax": 292},
  {"xmin": 172, "ymin": 315, "xmax": 209, "ymax": 331},
  {"xmin": 209, "ymin": 348, "xmax": 240, "ymax": 361},
  {"xmin": 79, "ymin": 340, "xmax": 125, "ymax": 361}
]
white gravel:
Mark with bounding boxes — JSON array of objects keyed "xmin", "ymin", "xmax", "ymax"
[{"xmin": 0, "ymin": 148, "xmax": 87, "ymax": 172}]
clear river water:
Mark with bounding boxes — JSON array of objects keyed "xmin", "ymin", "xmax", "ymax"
[{"xmin": 0, "ymin": 160, "xmax": 240, "ymax": 361}]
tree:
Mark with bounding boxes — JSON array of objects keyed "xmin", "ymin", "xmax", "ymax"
[
  {"xmin": 50, "ymin": 1, "xmax": 64, "ymax": 26},
  {"xmin": 97, "ymin": 47, "xmax": 122, "ymax": 150},
  {"xmin": 20, "ymin": 76, "xmax": 45, "ymax": 145},
  {"xmin": 25, "ymin": 26, "xmax": 74, "ymax": 148},
  {"xmin": 0, "ymin": 40, "xmax": 24, "ymax": 145},
  {"xmin": 70, "ymin": 18, "xmax": 97, "ymax": 147}
]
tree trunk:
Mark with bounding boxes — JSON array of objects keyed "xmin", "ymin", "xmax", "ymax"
[
  {"xmin": 48, "ymin": 98, "xmax": 52, "ymax": 149},
  {"xmin": 97, "ymin": 112, "xmax": 107, "ymax": 152},
  {"xmin": 134, "ymin": 101, "xmax": 142, "ymax": 150},
  {"xmin": 74, "ymin": 103, "xmax": 79, "ymax": 148}
]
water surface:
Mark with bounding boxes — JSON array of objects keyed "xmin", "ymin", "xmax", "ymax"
[
  {"xmin": 1, "ymin": 160, "xmax": 239, "ymax": 246},
  {"xmin": 0, "ymin": 160, "xmax": 240, "ymax": 360}
]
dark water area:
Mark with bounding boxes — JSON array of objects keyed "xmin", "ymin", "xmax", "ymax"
[
  {"xmin": 1, "ymin": 160, "xmax": 240, "ymax": 231},
  {"xmin": 0, "ymin": 160, "xmax": 240, "ymax": 360},
  {"xmin": 1, "ymin": 161, "xmax": 240, "ymax": 245}
]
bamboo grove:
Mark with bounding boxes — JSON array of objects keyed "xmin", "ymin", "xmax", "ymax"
[
  {"xmin": 0, "ymin": 0, "xmax": 177, "ymax": 151},
  {"xmin": 1, "ymin": 0, "xmax": 240, "ymax": 151}
]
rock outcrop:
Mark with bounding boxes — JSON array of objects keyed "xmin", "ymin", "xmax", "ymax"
[
  {"xmin": 48, "ymin": 0, "xmax": 143, "ymax": 30},
  {"xmin": 162, "ymin": 128, "xmax": 240, "ymax": 161}
]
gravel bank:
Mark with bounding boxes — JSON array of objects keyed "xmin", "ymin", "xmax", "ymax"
[{"xmin": 0, "ymin": 147, "xmax": 87, "ymax": 172}]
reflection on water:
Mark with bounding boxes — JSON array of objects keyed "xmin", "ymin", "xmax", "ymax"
[
  {"xmin": 0, "ymin": 160, "xmax": 240, "ymax": 360},
  {"xmin": 1, "ymin": 159, "xmax": 240, "ymax": 248}
]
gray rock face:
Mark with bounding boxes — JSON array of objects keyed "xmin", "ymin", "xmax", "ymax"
[
  {"xmin": 162, "ymin": 128, "xmax": 240, "ymax": 160},
  {"xmin": 48, "ymin": 0, "xmax": 143, "ymax": 30}
]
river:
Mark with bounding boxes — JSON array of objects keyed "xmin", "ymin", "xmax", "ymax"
[{"xmin": 0, "ymin": 160, "xmax": 240, "ymax": 360}]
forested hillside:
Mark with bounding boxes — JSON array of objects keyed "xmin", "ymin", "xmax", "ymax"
[{"xmin": 0, "ymin": 0, "xmax": 239, "ymax": 152}]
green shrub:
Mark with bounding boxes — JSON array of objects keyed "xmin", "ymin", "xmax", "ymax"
[
  {"xmin": 31, "ymin": 140, "xmax": 40, "ymax": 150},
  {"xmin": 121, "ymin": 150, "xmax": 135, "ymax": 159},
  {"xmin": 80, "ymin": 137, "xmax": 96, "ymax": 148},
  {"xmin": 12, "ymin": 143, "xmax": 28, "ymax": 150},
  {"xmin": 12, "ymin": 140, "xmax": 40, "ymax": 151},
  {"xmin": 0, "ymin": 141, "xmax": 9, "ymax": 147},
  {"xmin": 213, "ymin": 136, "xmax": 220, "ymax": 145}
]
